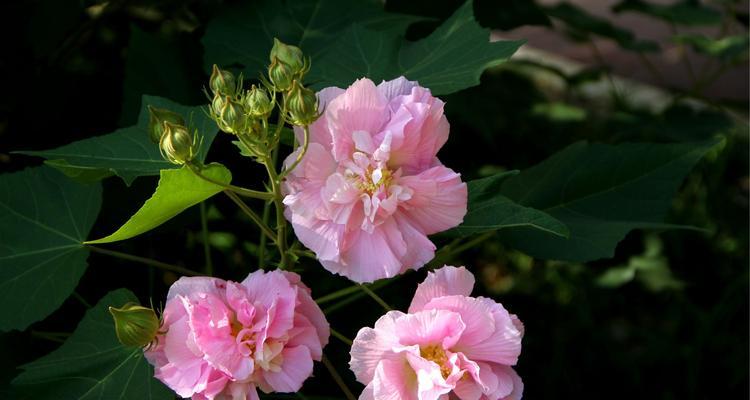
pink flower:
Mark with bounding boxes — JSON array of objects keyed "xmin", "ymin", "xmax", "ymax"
[
  {"xmin": 144, "ymin": 270, "xmax": 329, "ymax": 399},
  {"xmin": 282, "ymin": 77, "xmax": 467, "ymax": 283},
  {"xmin": 349, "ymin": 266, "xmax": 524, "ymax": 400}
]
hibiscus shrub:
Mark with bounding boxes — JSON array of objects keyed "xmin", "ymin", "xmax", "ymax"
[{"xmin": 2, "ymin": 0, "xmax": 747, "ymax": 399}]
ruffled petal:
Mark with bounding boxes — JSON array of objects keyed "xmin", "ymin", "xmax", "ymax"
[
  {"xmin": 262, "ymin": 346, "xmax": 314, "ymax": 393},
  {"xmin": 399, "ymin": 165, "xmax": 467, "ymax": 235},
  {"xmin": 409, "ymin": 266, "xmax": 476, "ymax": 313},
  {"xmin": 327, "ymin": 78, "xmax": 388, "ymax": 161},
  {"xmin": 349, "ymin": 310, "xmax": 405, "ymax": 383}
]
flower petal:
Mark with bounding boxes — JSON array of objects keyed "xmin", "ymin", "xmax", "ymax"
[
  {"xmin": 327, "ymin": 78, "xmax": 388, "ymax": 161},
  {"xmin": 349, "ymin": 310, "xmax": 405, "ymax": 383},
  {"xmin": 399, "ymin": 165, "xmax": 467, "ymax": 235},
  {"xmin": 394, "ymin": 309, "xmax": 465, "ymax": 349},
  {"xmin": 409, "ymin": 266, "xmax": 476, "ymax": 313},
  {"xmin": 262, "ymin": 346, "xmax": 314, "ymax": 393}
]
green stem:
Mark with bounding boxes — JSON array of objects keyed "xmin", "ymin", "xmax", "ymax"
[
  {"xmin": 72, "ymin": 291, "xmax": 92, "ymax": 308},
  {"xmin": 359, "ymin": 285, "xmax": 392, "ymax": 311},
  {"xmin": 88, "ymin": 246, "xmax": 199, "ymax": 276},
  {"xmin": 315, "ymin": 279, "xmax": 392, "ymax": 304},
  {"xmin": 330, "ymin": 328, "xmax": 354, "ymax": 346},
  {"xmin": 258, "ymin": 135, "xmax": 279, "ymax": 269},
  {"xmin": 224, "ymin": 191, "xmax": 277, "ymax": 244},
  {"xmin": 263, "ymin": 158, "xmax": 290, "ymax": 269},
  {"xmin": 428, "ymin": 231, "xmax": 496, "ymax": 269},
  {"xmin": 322, "ymin": 355, "xmax": 357, "ymax": 400},
  {"xmin": 200, "ymin": 202, "xmax": 213, "ymax": 276},
  {"xmin": 187, "ymin": 163, "xmax": 272, "ymax": 201},
  {"xmin": 278, "ymin": 125, "xmax": 309, "ymax": 180}
]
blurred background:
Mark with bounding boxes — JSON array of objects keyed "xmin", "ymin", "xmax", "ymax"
[{"xmin": 1, "ymin": 0, "xmax": 747, "ymax": 398}]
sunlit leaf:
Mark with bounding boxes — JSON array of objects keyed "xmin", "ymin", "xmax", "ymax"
[
  {"xmin": 11, "ymin": 289, "xmax": 172, "ymax": 399},
  {"xmin": 0, "ymin": 166, "xmax": 101, "ymax": 331},
  {"xmin": 674, "ymin": 34, "xmax": 750, "ymax": 61},
  {"xmin": 86, "ymin": 163, "xmax": 231, "ymax": 244},
  {"xmin": 18, "ymin": 96, "xmax": 217, "ymax": 185}
]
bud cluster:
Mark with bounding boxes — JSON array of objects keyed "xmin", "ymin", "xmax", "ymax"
[{"xmin": 148, "ymin": 106, "xmax": 198, "ymax": 165}]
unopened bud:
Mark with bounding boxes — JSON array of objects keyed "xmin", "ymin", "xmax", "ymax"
[
  {"xmin": 160, "ymin": 122, "xmax": 195, "ymax": 164},
  {"xmin": 268, "ymin": 58, "xmax": 294, "ymax": 91},
  {"xmin": 270, "ymin": 38, "xmax": 305, "ymax": 74},
  {"xmin": 244, "ymin": 85, "xmax": 273, "ymax": 119},
  {"xmin": 109, "ymin": 302, "xmax": 160, "ymax": 348},
  {"xmin": 286, "ymin": 81, "xmax": 318, "ymax": 126},
  {"xmin": 219, "ymin": 98, "xmax": 246, "ymax": 134},
  {"xmin": 211, "ymin": 94, "xmax": 226, "ymax": 116},
  {"xmin": 148, "ymin": 106, "xmax": 185, "ymax": 144},
  {"xmin": 209, "ymin": 64, "xmax": 238, "ymax": 97}
]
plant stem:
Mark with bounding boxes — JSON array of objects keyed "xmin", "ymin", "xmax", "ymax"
[
  {"xmin": 315, "ymin": 279, "xmax": 393, "ymax": 304},
  {"xmin": 330, "ymin": 328, "xmax": 354, "ymax": 346},
  {"xmin": 428, "ymin": 231, "xmax": 497, "ymax": 269},
  {"xmin": 258, "ymin": 137, "xmax": 279, "ymax": 269},
  {"xmin": 87, "ymin": 246, "xmax": 199, "ymax": 276},
  {"xmin": 278, "ymin": 125, "xmax": 309, "ymax": 180},
  {"xmin": 322, "ymin": 354, "xmax": 356, "ymax": 400},
  {"xmin": 359, "ymin": 285, "xmax": 391, "ymax": 311},
  {"xmin": 224, "ymin": 191, "xmax": 277, "ymax": 244},
  {"xmin": 186, "ymin": 163, "xmax": 272, "ymax": 201},
  {"xmin": 200, "ymin": 201, "xmax": 213, "ymax": 276},
  {"xmin": 263, "ymin": 157, "xmax": 289, "ymax": 269},
  {"xmin": 72, "ymin": 291, "xmax": 92, "ymax": 308}
]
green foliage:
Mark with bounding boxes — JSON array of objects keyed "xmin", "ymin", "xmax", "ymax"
[
  {"xmin": 18, "ymin": 96, "xmax": 218, "ymax": 185},
  {"xmin": 309, "ymin": 1, "xmax": 524, "ymax": 94},
  {"xmin": 497, "ymin": 139, "xmax": 722, "ymax": 262},
  {"xmin": 545, "ymin": 2, "xmax": 660, "ymax": 52},
  {"xmin": 448, "ymin": 171, "xmax": 569, "ymax": 238},
  {"xmin": 87, "ymin": 163, "xmax": 231, "ymax": 244},
  {"xmin": 11, "ymin": 289, "xmax": 172, "ymax": 399},
  {"xmin": 597, "ymin": 234, "xmax": 683, "ymax": 291},
  {"xmin": 613, "ymin": 0, "xmax": 722, "ymax": 26},
  {"xmin": 674, "ymin": 33, "xmax": 750, "ymax": 61},
  {"xmin": 201, "ymin": 0, "xmax": 422, "ymax": 75},
  {"xmin": 0, "ymin": 166, "xmax": 101, "ymax": 331}
]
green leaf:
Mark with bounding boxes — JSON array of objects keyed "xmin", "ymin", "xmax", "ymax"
[
  {"xmin": 446, "ymin": 171, "xmax": 569, "ymax": 237},
  {"xmin": 0, "ymin": 166, "xmax": 102, "ymax": 331},
  {"xmin": 86, "ymin": 163, "xmax": 231, "ymax": 244},
  {"xmin": 673, "ymin": 34, "xmax": 750, "ymax": 61},
  {"xmin": 597, "ymin": 234, "xmax": 683, "ymax": 291},
  {"xmin": 613, "ymin": 0, "xmax": 722, "ymax": 26},
  {"xmin": 18, "ymin": 96, "xmax": 218, "ymax": 185},
  {"xmin": 201, "ymin": 0, "xmax": 423, "ymax": 74},
  {"xmin": 545, "ymin": 2, "xmax": 660, "ymax": 52},
  {"xmin": 309, "ymin": 1, "xmax": 525, "ymax": 95},
  {"xmin": 497, "ymin": 139, "xmax": 722, "ymax": 262},
  {"xmin": 11, "ymin": 289, "xmax": 172, "ymax": 399}
]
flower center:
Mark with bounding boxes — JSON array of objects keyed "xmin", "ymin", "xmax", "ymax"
[
  {"xmin": 352, "ymin": 166, "xmax": 392, "ymax": 195},
  {"xmin": 420, "ymin": 344, "xmax": 451, "ymax": 378}
]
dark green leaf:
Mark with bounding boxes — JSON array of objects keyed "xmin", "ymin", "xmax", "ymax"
[
  {"xmin": 674, "ymin": 34, "xmax": 750, "ymax": 61},
  {"xmin": 475, "ymin": 0, "xmax": 551, "ymax": 30},
  {"xmin": 86, "ymin": 163, "xmax": 231, "ymax": 244},
  {"xmin": 446, "ymin": 171, "xmax": 569, "ymax": 237},
  {"xmin": 11, "ymin": 289, "xmax": 172, "ymax": 399},
  {"xmin": 0, "ymin": 166, "xmax": 101, "ymax": 331},
  {"xmin": 497, "ymin": 139, "xmax": 722, "ymax": 262},
  {"xmin": 18, "ymin": 96, "xmax": 218, "ymax": 185},
  {"xmin": 545, "ymin": 2, "xmax": 660, "ymax": 52},
  {"xmin": 201, "ymin": 0, "xmax": 423, "ymax": 74},
  {"xmin": 613, "ymin": 0, "xmax": 722, "ymax": 26},
  {"xmin": 309, "ymin": 2, "xmax": 525, "ymax": 94}
]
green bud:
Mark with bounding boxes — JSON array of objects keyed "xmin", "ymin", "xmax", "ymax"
[
  {"xmin": 159, "ymin": 122, "xmax": 196, "ymax": 164},
  {"xmin": 244, "ymin": 85, "xmax": 273, "ymax": 119},
  {"xmin": 219, "ymin": 98, "xmax": 247, "ymax": 134},
  {"xmin": 147, "ymin": 106, "xmax": 185, "ymax": 144},
  {"xmin": 211, "ymin": 94, "xmax": 226, "ymax": 116},
  {"xmin": 286, "ymin": 80, "xmax": 319, "ymax": 126},
  {"xmin": 270, "ymin": 38, "xmax": 305, "ymax": 73},
  {"xmin": 109, "ymin": 302, "xmax": 160, "ymax": 348},
  {"xmin": 209, "ymin": 64, "xmax": 237, "ymax": 96},
  {"xmin": 268, "ymin": 58, "xmax": 294, "ymax": 91}
]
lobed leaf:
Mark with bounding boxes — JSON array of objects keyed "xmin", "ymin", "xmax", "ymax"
[
  {"xmin": 0, "ymin": 166, "xmax": 102, "ymax": 331},
  {"xmin": 11, "ymin": 289, "xmax": 172, "ymax": 399}
]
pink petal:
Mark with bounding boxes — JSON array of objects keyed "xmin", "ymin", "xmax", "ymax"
[
  {"xmin": 166, "ymin": 276, "xmax": 226, "ymax": 301},
  {"xmin": 409, "ymin": 266, "xmax": 476, "ymax": 313},
  {"xmin": 288, "ymin": 217, "xmax": 346, "ymax": 264},
  {"xmin": 349, "ymin": 310, "xmax": 405, "ymax": 383},
  {"xmin": 421, "ymin": 295, "xmax": 496, "ymax": 347},
  {"xmin": 494, "ymin": 365, "xmax": 523, "ymax": 400},
  {"xmin": 283, "ymin": 142, "xmax": 336, "ymax": 185},
  {"xmin": 399, "ymin": 165, "xmax": 467, "ymax": 235},
  {"xmin": 335, "ymin": 219, "xmax": 407, "ymax": 283},
  {"xmin": 282, "ymin": 271, "xmax": 330, "ymax": 351},
  {"xmin": 394, "ymin": 309, "xmax": 465, "ymax": 349},
  {"xmin": 371, "ymin": 358, "xmax": 419, "ymax": 400},
  {"xmin": 293, "ymin": 86, "xmax": 345, "ymax": 149},
  {"xmin": 404, "ymin": 352, "xmax": 454, "ymax": 400},
  {"xmin": 392, "ymin": 214, "xmax": 436, "ymax": 274},
  {"xmin": 377, "ymin": 76, "xmax": 419, "ymax": 101},
  {"xmin": 454, "ymin": 301, "xmax": 523, "ymax": 366},
  {"xmin": 263, "ymin": 346, "xmax": 314, "ymax": 392},
  {"xmin": 327, "ymin": 78, "xmax": 388, "ymax": 161}
]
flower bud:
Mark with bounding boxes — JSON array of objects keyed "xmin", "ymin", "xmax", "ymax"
[
  {"xmin": 244, "ymin": 85, "xmax": 273, "ymax": 119},
  {"xmin": 160, "ymin": 122, "xmax": 196, "ymax": 164},
  {"xmin": 148, "ymin": 106, "xmax": 185, "ymax": 144},
  {"xmin": 270, "ymin": 38, "xmax": 305, "ymax": 74},
  {"xmin": 286, "ymin": 81, "xmax": 319, "ymax": 126},
  {"xmin": 219, "ymin": 98, "xmax": 247, "ymax": 134},
  {"xmin": 209, "ymin": 64, "xmax": 238, "ymax": 97},
  {"xmin": 211, "ymin": 94, "xmax": 226, "ymax": 116},
  {"xmin": 268, "ymin": 58, "xmax": 294, "ymax": 91},
  {"xmin": 109, "ymin": 302, "xmax": 160, "ymax": 348}
]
